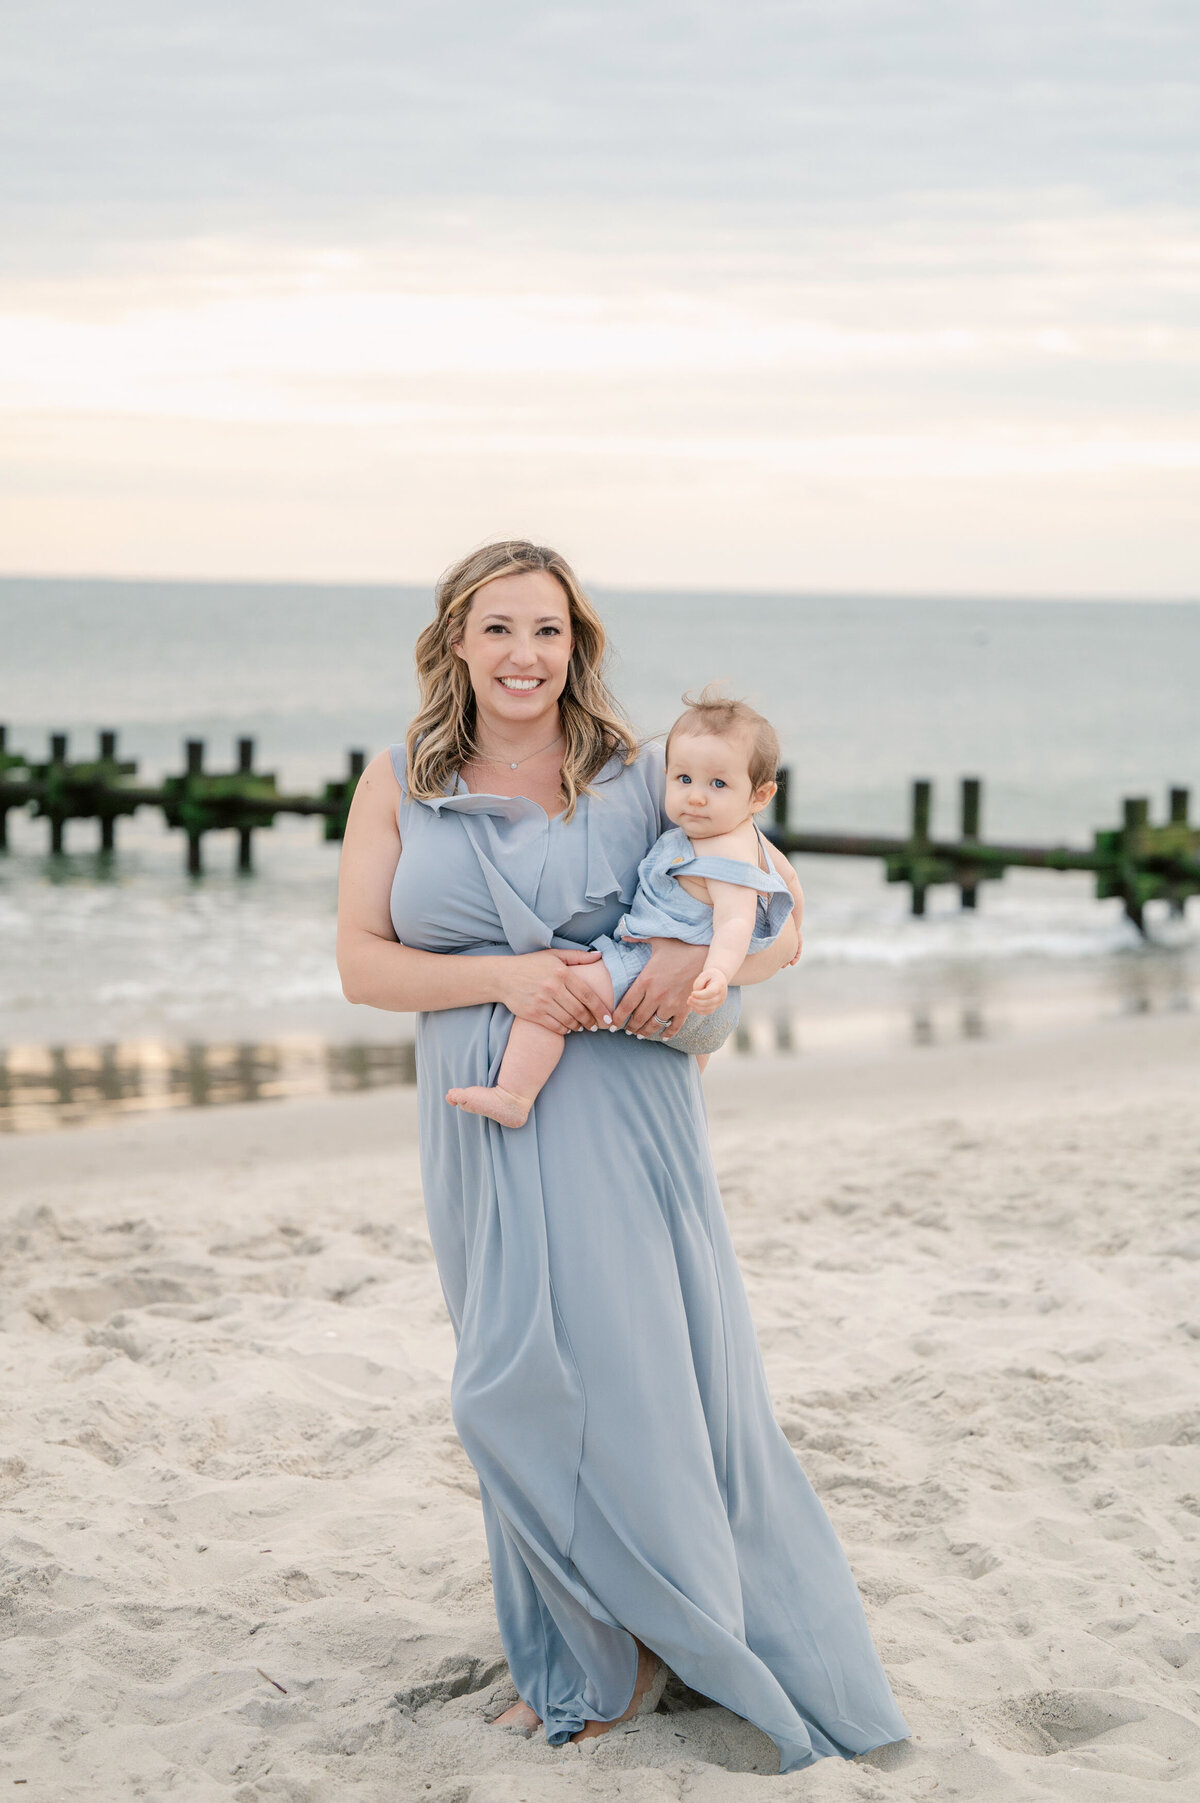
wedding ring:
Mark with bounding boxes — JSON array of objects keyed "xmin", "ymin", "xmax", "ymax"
[{"xmin": 651, "ymin": 1011, "xmax": 672, "ymax": 1026}]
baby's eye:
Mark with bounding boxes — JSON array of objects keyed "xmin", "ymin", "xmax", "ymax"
[
  {"xmin": 678, "ymin": 774, "xmax": 691, "ymax": 785},
  {"xmin": 711, "ymin": 779, "xmax": 727, "ymax": 790}
]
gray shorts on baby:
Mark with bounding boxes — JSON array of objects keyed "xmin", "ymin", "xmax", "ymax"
[{"xmin": 591, "ymin": 933, "xmax": 742, "ymax": 1056}]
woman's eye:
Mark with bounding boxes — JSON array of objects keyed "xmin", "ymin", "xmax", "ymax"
[
  {"xmin": 538, "ymin": 625, "xmax": 561, "ymax": 635},
  {"xmin": 484, "ymin": 624, "xmax": 508, "ymax": 634}
]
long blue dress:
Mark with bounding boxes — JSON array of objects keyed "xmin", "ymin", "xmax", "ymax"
[{"xmin": 388, "ymin": 738, "xmax": 911, "ymax": 1774}]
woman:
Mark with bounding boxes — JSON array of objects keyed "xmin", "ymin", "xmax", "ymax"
[{"xmin": 336, "ymin": 541, "xmax": 911, "ymax": 1773}]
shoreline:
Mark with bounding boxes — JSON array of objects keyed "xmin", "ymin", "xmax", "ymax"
[{"xmin": 3, "ymin": 944, "xmax": 1195, "ymax": 1137}]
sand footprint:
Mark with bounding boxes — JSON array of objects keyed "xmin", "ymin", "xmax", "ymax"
[{"xmin": 392, "ymin": 1651, "xmax": 508, "ymax": 1713}]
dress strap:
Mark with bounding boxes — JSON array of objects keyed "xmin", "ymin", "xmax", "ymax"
[
  {"xmin": 677, "ymin": 823, "xmax": 788, "ymax": 893},
  {"xmin": 681, "ymin": 859, "xmax": 785, "ymax": 892}
]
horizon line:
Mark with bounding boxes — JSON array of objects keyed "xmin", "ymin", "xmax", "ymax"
[{"xmin": 1, "ymin": 570, "xmax": 1198, "ymax": 608}]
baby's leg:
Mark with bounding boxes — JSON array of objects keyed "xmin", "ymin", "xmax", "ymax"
[
  {"xmin": 446, "ymin": 1018, "xmax": 562, "ymax": 1129},
  {"xmin": 447, "ymin": 961, "xmax": 616, "ymax": 1129}
]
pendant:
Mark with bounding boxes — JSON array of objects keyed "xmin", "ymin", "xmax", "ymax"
[{"xmin": 510, "ymin": 761, "xmax": 518, "ymax": 769}]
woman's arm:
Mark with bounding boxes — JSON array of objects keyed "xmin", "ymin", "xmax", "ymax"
[
  {"xmin": 763, "ymin": 840, "xmax": 804, "ymax": 967},
  {"xmin": 336, "ymin": 751, "xmax": 608, "ymax": 1032}
]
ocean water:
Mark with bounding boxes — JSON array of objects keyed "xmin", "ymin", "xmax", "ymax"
[{"xmin": 2, "ymin": 577, "xmax": 1197, "ymax": 1122}]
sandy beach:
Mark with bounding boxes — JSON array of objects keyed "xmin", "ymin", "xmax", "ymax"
[{"xmin": 2, "ymin": 1008, "xmax": 1198, "ymax": 1801}]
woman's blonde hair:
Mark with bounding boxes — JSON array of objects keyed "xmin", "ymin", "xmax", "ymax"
[{"xmin": 406, "ymin": 540, "xmax": 639, "ymax": 821}]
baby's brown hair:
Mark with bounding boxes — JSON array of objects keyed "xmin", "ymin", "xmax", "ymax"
[{"xmin": 665, "ymin": 684, "xmax": 780, "ymax": 792}]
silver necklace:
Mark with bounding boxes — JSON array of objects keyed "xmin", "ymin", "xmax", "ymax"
[{"xmin": 472, "ymin": 731, "xmax": 563, "ymax": 772}]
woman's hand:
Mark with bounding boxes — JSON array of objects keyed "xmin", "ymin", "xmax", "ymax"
[
  {"xmin": 612, "ymin": 937, "xmax": 707, "ymax": 1039},
  {"xmin": 499, "ymin": 948, "xmax": 610, "ymax": 1034}
]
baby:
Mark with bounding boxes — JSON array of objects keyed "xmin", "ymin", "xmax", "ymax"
[{"xmin": 446, "ymin": 687, "xmax": 803, "ymax": 1129}]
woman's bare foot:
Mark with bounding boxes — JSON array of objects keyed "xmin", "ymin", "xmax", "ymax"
[
  {"xmin": 446, "ymin": 1084, "xmax": 532, "ymax": 1128},
  {"xmin": 490, "ymin": 1698, "xmax": 541, "ymax": 1734},
  {"xmin": 570, "ymin": 1641, "xmax": 665, "ymax": 1744}
]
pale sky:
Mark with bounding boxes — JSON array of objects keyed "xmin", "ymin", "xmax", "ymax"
[{"xmin": 2, "ymin": 1, "xmax": 1198, "ymax": 594}]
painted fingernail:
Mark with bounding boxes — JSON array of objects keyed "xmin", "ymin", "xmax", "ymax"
[
  {"xmin": 602, "ymin": 1015, "xmax": 612, "ymax": 1024},
  {"xmin": 608, "ymin": 1025, "xmax": 617, "ymax": 1032},
  {"xmin": 589, "ymin": 1025, "xmax": 597, "ymax": 1031}
]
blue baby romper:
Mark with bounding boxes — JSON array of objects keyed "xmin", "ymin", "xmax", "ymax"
[{"xmin": 593, "ymin": 821, "xmax": 794, "ymax": 1052}]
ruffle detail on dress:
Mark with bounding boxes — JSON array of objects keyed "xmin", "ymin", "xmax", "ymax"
[
  {"xmin": 435, "ymin": 796, "xmax": 555, "ymax": 956},
  {"xmin": 583, "ymin": 748, "xmax": 660, "ymax": 909},
  {"xmin": 418, "ymin": 788, "xmax": 538, "ymax": 822},
  {"xmin": 391, "ymin": 743, "xmax": 539, "ymax": 823},
  {"xmin": 390, "ymin": 738, "xmax": 662, "ymax": 948}
]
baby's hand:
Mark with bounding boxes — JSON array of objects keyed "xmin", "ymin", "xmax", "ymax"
[{"xmin": 687, "ymin": 970, "xmax": 728, "ymax": 1015}]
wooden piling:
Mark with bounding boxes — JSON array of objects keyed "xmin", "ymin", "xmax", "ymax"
[
  {"xmin": 321, "ymin": 748, "xmax": 367, "ymax": 841},
  {"xmin": 910, "ymin": 779, "xmax": 932, "ymax": 915},
  {"xmin": 99, "ymin": 731, "xmax": 117, "ymax": 851},
  {"xmin": 959, "ymin": 776, "xmax": 981, "ymax": 910},
  {"xmin": 773, "ymin": 767, "xmax": 790, "ymax": 831},
  {"xmin": 49, "ymin": 734, "xmax": 67, "ymax": 854},
  {"xmin": 1123, "ymin": 797, "xmax": 1149, "ymax": 932},
  {"xmin": 1167, "ymin": 788, "xmax": 1191, "ymax": 913},
  {"xmin": 184, "ymin": 741, "xmax": 205, "ymax": 875},
  {"xmin": 237, "ymin": 738, "xmax": 255, "ymax": 870}
]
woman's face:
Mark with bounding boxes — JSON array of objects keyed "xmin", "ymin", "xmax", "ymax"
[{"xmin": 452, "ymin": 570, "xmax": 575, "ymax": 734}]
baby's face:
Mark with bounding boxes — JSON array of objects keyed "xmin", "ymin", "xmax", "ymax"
[{"xmin": 664, "ymin": 730, "xmax": 772, "ymax": 838}]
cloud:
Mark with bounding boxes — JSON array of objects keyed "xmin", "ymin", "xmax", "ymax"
[
  {"xmin": 2, "ymin": 0, "xmax": 1198, "ymax": 256},
  {"xmin": 1, "ymin": 3, "xmax": 1198, "ymax": 590}
]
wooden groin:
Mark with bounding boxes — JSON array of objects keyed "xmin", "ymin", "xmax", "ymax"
[
  {"xmin": 1, "ymin": 727, "xmax": 1197, "ymax": 935},
  {"xmin": 767, "ymin": 772, "xmax": 1200, "ymax": 936},
  {"xmin": 0, "ymin": 726, "xmax": 365, "ymax": 874}
]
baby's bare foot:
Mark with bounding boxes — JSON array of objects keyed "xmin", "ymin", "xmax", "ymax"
[
  {"xmin": 445, "ymin": 1085, "xmax": 532, "ymax": 1129},
  {"xmin": 490, "ymin": 1698, "xmax": 541, "ymax": 1734}
]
